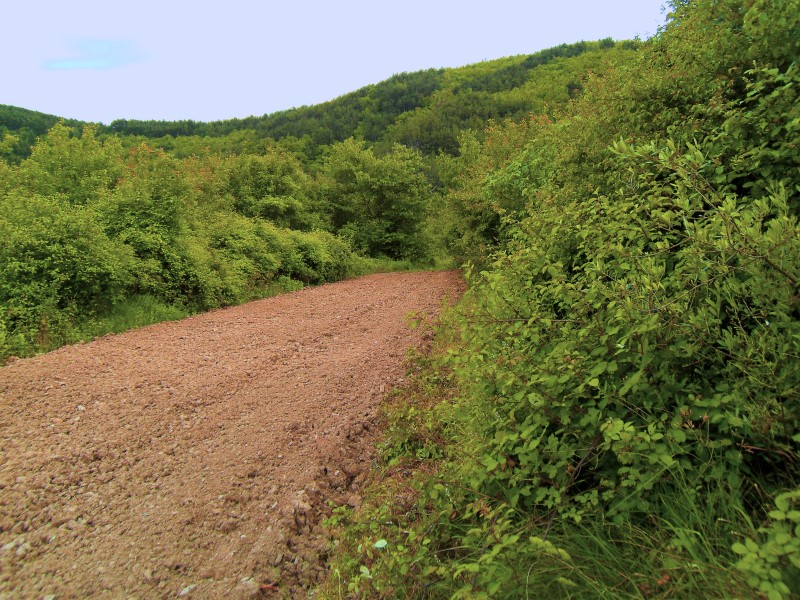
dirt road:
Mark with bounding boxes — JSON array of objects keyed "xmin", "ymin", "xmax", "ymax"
[{"xmin": 0, "ymin": 270, "xmax": 464, "ymax": 599}]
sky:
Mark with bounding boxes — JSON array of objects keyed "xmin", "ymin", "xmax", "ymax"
[{"xmin": 2, "ymin": 1, "xmax": 669, "ymax": 125}]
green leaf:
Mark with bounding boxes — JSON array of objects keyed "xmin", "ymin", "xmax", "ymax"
[
  {"xmin": 731, "ymin": 542, "xmax": 749, "ymax": 555},
  {"xmin": 618, "ymin": 370, "xmax": 642, "ymax": 396}
]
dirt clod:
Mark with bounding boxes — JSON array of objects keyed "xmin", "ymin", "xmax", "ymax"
[{"xmin": 0, "ymin": 271, "xmax": 464, "ymax": 598}]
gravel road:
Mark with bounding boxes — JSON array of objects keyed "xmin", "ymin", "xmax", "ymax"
[{"xmin": 0, "ymin": 270, "xmax": 465, "ymax": 598}]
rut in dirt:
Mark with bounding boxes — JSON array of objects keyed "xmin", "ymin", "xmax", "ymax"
[{"xmin": 0, "ymin": 270, "xmax": 465, "ymax": 599}]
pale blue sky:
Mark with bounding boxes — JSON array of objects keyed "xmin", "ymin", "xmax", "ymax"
[{"xmin": 2, "ymin": 1, "xmax": 669, "ymax": 124}]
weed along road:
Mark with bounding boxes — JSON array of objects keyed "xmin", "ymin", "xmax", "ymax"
[{"xmin": 0, "ymin": 270, "xmax": 465, "ymax": 598}]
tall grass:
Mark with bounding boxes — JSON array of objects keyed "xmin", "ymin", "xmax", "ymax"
[
  {"xmin": 74, "ymin": 294, "xmax": 190, "ymax": 339},
  {"xmin": 528, "ymin": 480, "xmax": 756, "ymax": 599}
]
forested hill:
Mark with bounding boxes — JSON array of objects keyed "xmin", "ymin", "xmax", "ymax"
[
  {"xmin": 0, "ymin": 105, "xmax": 84, "ymax": 163},
  {"xmin": 1, "ymin": 38, "xmax": 636, "ymax": 161}
]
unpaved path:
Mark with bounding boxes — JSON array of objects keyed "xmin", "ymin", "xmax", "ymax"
[{"xmin": 0, "ymin": 270, "xmax": 464, "ymax": 599}]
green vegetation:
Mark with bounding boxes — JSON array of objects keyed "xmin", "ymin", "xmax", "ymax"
[
  {"xmin": 0, "ymin": 125, "xmax": 424, "ymax": 360},
  {"xmin": 2, "ymin": 1, "xmax": 799, "ymax": 597},
  {"xmin": 318, "ymin": 0, "xmax": 800, "ymax": 598},
  {"xmin": 0, "ymin": 105, "xmax": 84, "ymax": 164},
  {"xmin": 1, "ymin": 34, "xmax": 620, "ymax": 361},
  {"xmin": 321, "ymin": 139, "xmax": 432, "ymax": 261}
]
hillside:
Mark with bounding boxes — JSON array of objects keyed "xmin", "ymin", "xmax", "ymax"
[
  {"xmin": 1, "ymin": 38, "xmax": 637, "ymax": 161},
  {"xmin": 0, "ymin": 105, "xmax": 84, "ymax": 163}
]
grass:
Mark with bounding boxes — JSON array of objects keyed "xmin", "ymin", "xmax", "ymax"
[
  {"xmin": 529, "ymin": 486, "xmax": 757, "ymax": 599},
  {"xmin": 76, "ymin": 294, "xmax": 190, "ymax": 339}
]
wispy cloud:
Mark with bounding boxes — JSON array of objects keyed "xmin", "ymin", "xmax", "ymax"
[{"xmin": 45, "ymin": 39, "xmax": 144, "ymax": 70}]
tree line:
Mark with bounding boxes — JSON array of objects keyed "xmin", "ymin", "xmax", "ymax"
[{"xmin": 1, "ymin": 38, "xmax": 632, "ymax": 163}]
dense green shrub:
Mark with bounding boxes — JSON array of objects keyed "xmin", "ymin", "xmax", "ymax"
[
  {"xmin": 225, "ymin": 150, "xmax": 322, "ymax": 230},
  {"xmin": 285, "ymin": 229, "xmax": 356, "ymax": 283},
  {"xmin": 0, "ymin": 193, "xmax": 133, "ymax": 355},
  {"xmin": 321, "ymin": 139, "xmax": 432, "ymax": 261},
  {"xmin": 93, "ymin": 143, "xmax": 199, "ymax": 304},
  {"xmin": 326, "ymin": 1, "xmax": 800, "ymax": 597},
  {"xmin": 457, "ymin": 138, "xmax": 799, "ymax": 518}
]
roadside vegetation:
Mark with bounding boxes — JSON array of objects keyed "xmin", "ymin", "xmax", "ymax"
[
  {"xmin": 319, "ymin": 1, "xmax": 800, "ymax": 598},
  {"xmin": 0, "ymin": 127, "xmax": 429, "ymax": 360}
]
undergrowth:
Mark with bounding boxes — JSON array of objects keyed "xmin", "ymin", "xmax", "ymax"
[{"xmin": 317, "ymin": 321, "xmax": 778, "ymax": 599}]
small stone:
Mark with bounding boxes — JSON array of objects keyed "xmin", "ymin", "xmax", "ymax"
[
  {"xmin": 178, "ymin": 583, "xmax": 197, "ymax": 596},
  {"xmin": 238, "ymin": 577, "xmax": 260, "ymax": 598},
  {"xmin": 218, "ymin": 519, "xmax": 238, "ymax": 533},
  {"xmin": 273, "ymin": 553, "xmax": 283, "ymax": 566}
]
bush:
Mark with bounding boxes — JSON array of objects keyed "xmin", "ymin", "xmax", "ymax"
[
  {"xmin": 321, "ymin": 139, "xmax": 432, "ymax": 261},
  {"xmin": 0, "ymin": 193, "xmax": 133, "ymax": 359}
]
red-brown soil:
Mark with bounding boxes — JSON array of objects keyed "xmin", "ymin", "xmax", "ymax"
[{"xmin": 0, "ymin": 270, "xmax": 465, "ymax": 599}]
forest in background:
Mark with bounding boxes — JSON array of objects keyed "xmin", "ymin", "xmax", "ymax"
[
  {"xmin": 0, "ymin": 37, "xmax": 629, "ymax": 362},
  {"xmin": 2, "ymin": 0, "xmax": 800, "ymax": 597},
  {"xmin": 1, "ymin": 38, "xmax": 631, "ymax": 162}
]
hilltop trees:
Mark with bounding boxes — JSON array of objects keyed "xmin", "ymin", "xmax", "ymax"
[{"xmin": 2, "ymin": 39, "xmax": 630, "ymax": 161}]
